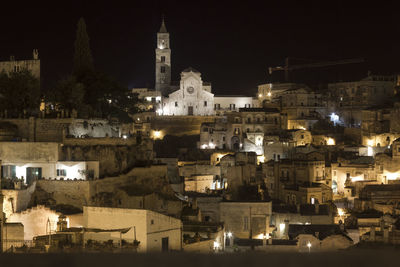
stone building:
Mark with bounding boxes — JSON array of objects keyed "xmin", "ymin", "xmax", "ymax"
[
  {"xmin": 271, "ymin": 204, "xmax": 334, "ymax": 239},
  {"xmin": 354, "ymin": 184, "xmax": 400, "ymax": 213},
  {"xmin": 330, "ymin": 156, "xmax": 376, "ymax": 196},
  {"xmin": 375, "ymin": 138, "xmax": 400, "ymax": 184},
  {"xmin": 219, "ymin": 201, "xmax": 272, "ymax": 239},
  {"xmin": 279, "ymin": 87, "xmax": 326, "ymax": 130},
  {"xmin": 83, "ymin": 206, "xmax": 182, "ymax": 252},
  {"xmin": 161, "ymin": 68, "xmax": 215, "ymax": 116},
  {"xmin": 328, "ymin": 74, "xmax": 396, "ymax": 127},
  {"xmin": 213, "ymin": 96, "xmax": 259, "ymax": 115},
  {"xmin": 0, "ymin": 49, "xmax": 40, "ymax": 79},
  {"xmin": 199, "ymin": 108, "xmax": 284, "ymax": 154},
  {"xmin": 263, "ymin": 151, "xmax": 332, "ymax": 204},
  {"xmin": 0, "ymin": 142, "xmax": 99, "ymax": 183}
]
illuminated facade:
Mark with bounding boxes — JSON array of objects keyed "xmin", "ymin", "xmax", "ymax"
[
  {"xmin": 198, "ymin": 108, "xmax": 283, "ymax": 154},
  {"xmin": 0, "ymin": 49, "xmax": 40, "ymax": 79},
  {"xmin": 0, "ymin": 142, "xmax": 99, "ymax": 183},
  {"xmin": 155, "ymin": 18, "xmax": 171, "ymax": 95},
  {"xmin": 161, "ymin": 68, "xmax": 215, "ymax": 116}
]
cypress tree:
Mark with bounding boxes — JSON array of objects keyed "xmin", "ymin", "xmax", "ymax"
[{"xmin": 73, "ymin": 17, "xmax": 94, "ymax": 76}]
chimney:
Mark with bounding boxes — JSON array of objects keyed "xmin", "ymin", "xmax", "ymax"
[
  {"xmin": 10, "ymin": 55, "xmax": 15, "ymax": 61},
  {"xmin": 370, "ymin": 226, "xmax": 375, "ymax": 241},
  {"xmin": 380, "ymin": 218, "xmax": 385, "ymax": 231},
  {"xmin": 315, "ymin": 203, "xmax": 320, "ymax": 214},
  {"xmin": 383, "ymin": 227, "xmax": 389, "ymax": 243},
  {"xmin": 192, "ymin": 198, "xmax": 198, "ymax": 210},
  {"xmin": 33, "ymin": 49, "xmax": 39, "ymax": 60},
  {"xmin": 0, "ymin": 190, "xmax": 3, "ymax": 251},
  {"xmin": 284, "ymin": 219, "xmax": 289, "ymax": 239}
]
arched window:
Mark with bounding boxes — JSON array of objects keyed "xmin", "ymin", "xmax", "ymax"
[{"xmin": 332, "ymin": 180, "xmax": 338, "ymax": 194}]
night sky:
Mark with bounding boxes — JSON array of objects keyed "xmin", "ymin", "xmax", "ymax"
[{"xmin": 0, "ymin": 1, "xmax": 398, "ymax": 95}]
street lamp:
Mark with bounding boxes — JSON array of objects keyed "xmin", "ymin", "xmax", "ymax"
[{"xmin": 307, "ymin": 241, "xmax": 311, "ymax": 253}]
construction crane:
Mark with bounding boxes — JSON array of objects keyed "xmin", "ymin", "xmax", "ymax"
[{"xmin": 268, "ymin": 57, "xmax": 364, "ymax": 82}]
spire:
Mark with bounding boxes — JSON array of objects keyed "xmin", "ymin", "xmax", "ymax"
[{"xmin": 159, "ymin": 15, "xmax": 168, "ymax": 33}]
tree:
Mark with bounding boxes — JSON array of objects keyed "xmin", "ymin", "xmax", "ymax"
[
  {"xmin": 0, "ymin": 69, "xmax": 40, "ymax": 117},
  {"xmin": 73, "ymin": 17, "xmax": 94, "ymax": 77},
  {"xmin": 53, "ymin": 75, "xmax": 85, "ymax": 111}
]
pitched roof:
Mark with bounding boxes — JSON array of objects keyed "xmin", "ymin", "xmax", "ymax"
[
  {"xmin": 159, "ymin": 18, "xmax": 168, "ymax": 33},
  {"xmin": 288, "ymin": 224, "xmax": 344, "ymax": 240},
  {"xmin": 182, "ymin": 67, "xmax": 200, "ymax": 73}
]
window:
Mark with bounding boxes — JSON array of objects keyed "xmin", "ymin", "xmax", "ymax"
[
  {"xmin": 204, "ymin": 101, "xmax": 207, "ymax": 107},
  {"xmin": 175, "ymin": 101, "xmax": 178, "ymax": 107},
  {"xmin": 247, "ymin": 128, "xmax": 250, "ymax": 133},
  {"xmin": 223, "ymin": 136, "xmax": 226, "ymax": 141},
  {"xmin": 247, "ymin": 117, "xmax": 251, "ymax": 123},
  {"xmin": 214, "ymin": 103, "xmax": 220, "ymax": 110},
  {"xmin": 245, "ymin": 104, "xmax": 251, "ymax": 108},
  {"xmin": 151, "ymin": 219, "xmax": 154, "ymax": 225},
  {"xmin": 57, "ymin": 169, "xmax": 67, "ymax": 176},
  {"xmin": 161, "ymin": 66, "xmax": 165, "ymax": 73},
  {"xmin": 229, "ymin": 104, "xmax": 236, "ymax": 110},
  {"xmin": 2, "ymin": 165, "xmax": 16, "ymax": 178},
  {"xmin": 333, "ymin": 170, "xmax": 337, "ymax": 176},
  {"xmin": 243, "ymin": 216, "xmax": 249, "ymax": 231},
  {"xmin": 203, "ymin": 127, "xmax": 208, "ymax": 132},
  {"xmin": 301, "ymin": 135, "xmax": 304, "ymax": 139},
  {"xmin": 257, "ymin": 117, "xmax": 260, "ymax": 123},
  {"xmin": 161, "ymin": 56, "xmax": 165, "ymax": 62}
]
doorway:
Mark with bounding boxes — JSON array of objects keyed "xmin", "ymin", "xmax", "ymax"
[
  {"xmin": 161, "ymin": 237, "xmax": 169, "ymax": 252},
  {"xmin": 26, "ymin": 167, "xmax": 42, "ymax": 184},
  {"xmin": 188, "ymin": 106, "xmax": 193, "ymax": 115}
]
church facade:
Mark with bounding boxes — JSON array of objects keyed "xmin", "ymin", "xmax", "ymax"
[{"xmin": 161, "ymin": 67, "xmax": 214, "ymax": 116}]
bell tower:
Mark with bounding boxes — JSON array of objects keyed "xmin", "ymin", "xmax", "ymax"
[{"xmin": 155, "ymin": 17, "xmax": 171, "ymax": 95}]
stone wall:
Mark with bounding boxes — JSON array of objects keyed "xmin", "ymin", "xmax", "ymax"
[
  {"xmin": 151, "ymin": 116, "xmax": 216, "ymax": 136},
  {"xmin": 0, "ymin": 142, "xmax": 59, "ymax": 163},
  {"xmin": 2, "ymin": 183, "xmax": 36, "ymax": 218},
  {"xmin": 59, "ymin": 138, "xmax": 153, "ymax": 177},
  {"xmin": 67, "ymin": 119, "xmax": 120, "ymax": 138},
  {"xmin": 32, "ymin": 180, "xmax": 90, "ymax": 211},
  {"xmin": 2, "ymin": 223, "xmax": 24, "ymax": 251},
  {"xmin": 0, "ymin": 118, "xmax": 72, "ymax": 142},
  {"xmin": 0, "ymin": 118, "xmax": 126, "ymax": 143},
  {"xmin": 24, "ymin": 166, "xmax": 178, "ymax": 214},
  {"xmin": 183, "ymin": 239, "xmax": 214, "ymax": 252},
  {"xmin": 7, "ymin": 205, "xmax": 60, "ymax": 241}
]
